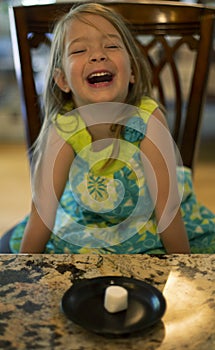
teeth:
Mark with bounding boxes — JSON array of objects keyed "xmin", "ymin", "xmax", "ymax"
[{"xmin": 88, "ymin": 72, "xmax": 112, "ymax": 79}]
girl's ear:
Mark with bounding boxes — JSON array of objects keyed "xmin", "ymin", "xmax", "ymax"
[
  {"xmin": 54, "ymin": 68, "xmax": 71, "ymax": 93},
  {"xmin": 129, "ymin": 71, "xmax": 135, "ymax": 84}
]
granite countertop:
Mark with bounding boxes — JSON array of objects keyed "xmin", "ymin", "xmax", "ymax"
[{"xmin": 0, "ymin": 254, "xmax": 214, "ymax": 350}]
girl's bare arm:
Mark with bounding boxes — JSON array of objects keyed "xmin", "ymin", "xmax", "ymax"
[
  {"xmin": 20, "ymin": 126, "xmax": 75, "ymax": 253},
  {"xmin": 140, "ymin": 108, "xmax": 190, "ymax": 253}
]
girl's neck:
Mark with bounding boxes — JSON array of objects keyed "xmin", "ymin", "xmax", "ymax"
[
  {"xmin": 87, "ymin": 123, "xmax": 114, "ymax": 140},
  {"xmin": 86, "ymin": 124, "xmax": 115, "ymax": 152}
]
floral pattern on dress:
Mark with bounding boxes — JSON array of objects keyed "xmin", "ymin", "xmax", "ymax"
[
  {"xmin": 123, "ymin": 116, "xmax": 147, "ymax": 142},
  {"xmin": 87, "ymin": 173, "xmax": 108, "ymax": 201}
]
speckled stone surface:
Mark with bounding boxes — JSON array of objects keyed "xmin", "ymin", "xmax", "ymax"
[{"xmin": 0, "ymin": 254, "xmax": 214, "ymax": 350}]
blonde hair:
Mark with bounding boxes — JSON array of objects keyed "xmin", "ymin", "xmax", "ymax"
[{"xmin": 33, "ymin": 2, "xmax": 152, "ymax": 163}]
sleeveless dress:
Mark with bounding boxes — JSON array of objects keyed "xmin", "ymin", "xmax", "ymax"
[{"xmin": 10, "ymin": 97, "xmax": 215, "ymax": 253}]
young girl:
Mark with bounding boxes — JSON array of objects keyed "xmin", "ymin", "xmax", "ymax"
[{"xmin": 4, "ymin": 3, "xmax": 215, "ymax": 254}]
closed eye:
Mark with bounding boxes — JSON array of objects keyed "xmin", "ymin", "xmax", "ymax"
[
  {"xmin": 70, "ymin": 49, "xmax": 86, "ymax": 55},
  {"xmin": 105, "ymin": 43, "xmax": 122, "ymax": 50},
  {"xmin": 106, "ymin": 45, "xmax": 119, "ymax": 48}
]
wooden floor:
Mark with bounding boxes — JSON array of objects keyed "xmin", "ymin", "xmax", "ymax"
[
  {"xmin": 0, "ymin": 144, "xmax": 31, "ymax": 237},
  {"xmin": 0, "ymin": 140, "xmax": 215, "ymax": 237}
]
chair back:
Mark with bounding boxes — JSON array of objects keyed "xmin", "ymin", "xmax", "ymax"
[{"xmin": 9, "ymin": 1, "xmax": 215, "ymax": 170}]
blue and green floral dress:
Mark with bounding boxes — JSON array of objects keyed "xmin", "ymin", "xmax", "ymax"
[{"xmin": 10, "ymin": 97, "xmax": 215, "ymax": 253}]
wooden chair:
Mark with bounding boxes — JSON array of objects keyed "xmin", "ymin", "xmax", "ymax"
[{"xmin": 9, "ymin": 1, "xmax": 215, "ymax": 171}]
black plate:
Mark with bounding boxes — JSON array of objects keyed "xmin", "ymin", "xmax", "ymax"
[{"xmin": 61, "ymin": 276, "xmax": 166, "ymax": 335}]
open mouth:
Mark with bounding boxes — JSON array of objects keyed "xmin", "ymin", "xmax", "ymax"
[{"xmin": 87, "ymin": 71, "xmax": 113, "ymax": 85}]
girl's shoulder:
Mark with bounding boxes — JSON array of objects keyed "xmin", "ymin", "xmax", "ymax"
[
  {"xmin": 138, "ymin": 96, "xmax": 159, "ymax": 117},
  {"xmin": 122, "ymin": 97, "xmax": 159, "ymax": 143},
  {"xmin": 52, "ymin": 103, "xmax": 91, "ymax": 152}
]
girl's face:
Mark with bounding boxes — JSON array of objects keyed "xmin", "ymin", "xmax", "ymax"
[{"xmin": 55, "ymin": 14, "xmax": 135, "ymax": 107}]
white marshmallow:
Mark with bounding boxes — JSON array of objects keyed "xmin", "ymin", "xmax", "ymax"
[{"xmin": 104, "ymin": 285, "xmax": 128, "ymax": 313}]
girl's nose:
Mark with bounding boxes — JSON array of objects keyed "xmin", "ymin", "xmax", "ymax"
[
  {"xmin": 89, "ymin": 50, "xmax": 107, "ymax": 63},
  {"xmin": 90, "ymin": 56, "xmax": 107, "ymax": 62}
]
